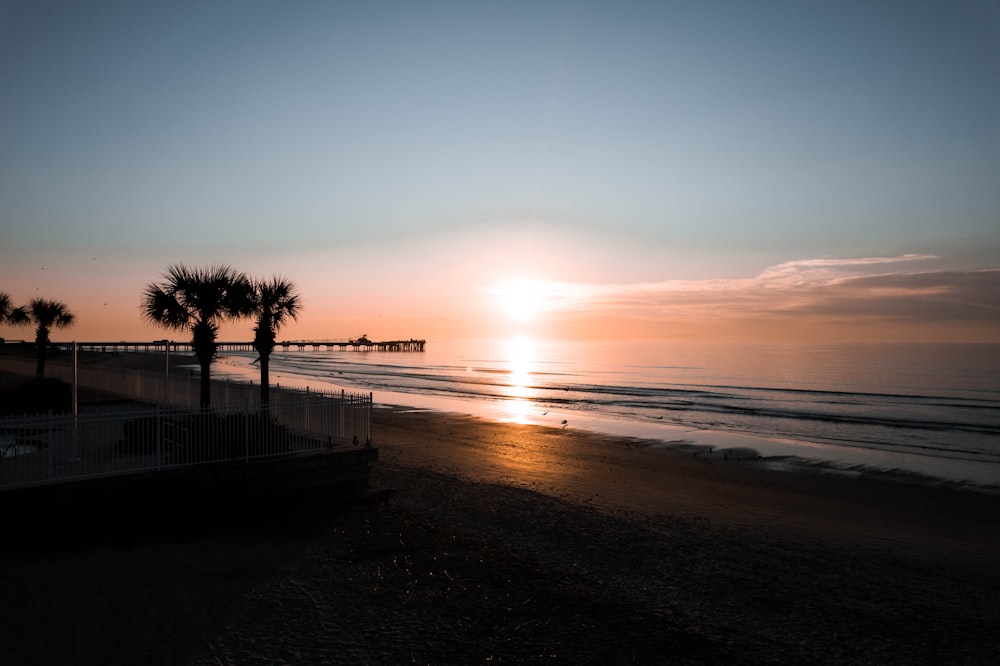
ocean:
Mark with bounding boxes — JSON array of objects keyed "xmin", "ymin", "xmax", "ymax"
[{"xmin": 213, "ymin": 339, "xmax": 1000, "ymax": 490}]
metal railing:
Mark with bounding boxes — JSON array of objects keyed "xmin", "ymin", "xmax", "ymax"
[
  {"xmin": 0, "ymin": 355, "xmax": 373, "ymax": 490},
  {"xmin": 0, "ymin": 396, "xmax": 372, "ymax": 490}
]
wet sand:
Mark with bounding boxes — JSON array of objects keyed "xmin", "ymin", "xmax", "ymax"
[{"xmin": 2, "ymin": 351, "xmax": 1000, "ymax": 663}]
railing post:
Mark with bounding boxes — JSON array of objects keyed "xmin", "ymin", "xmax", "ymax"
[
  {"xmin": 244, "ymin": 404, "xmax": 250, "ymax": 463},
  {"xmin": 368, "ymin": 392, "xmax": 374, "ymax": 447},
  {"xmin": 47, "ymin": 410, "xmax": 54, "ymax": 479},
  {"xmin": 156, "ymin": 405, "xmax": 162, "ymax": 469},
  {"xmin": 72, "ymin": 412, "xmax": 79, "ymax": 464},
  {"xmin": 72, "ymin": 341, "xmax": 78, "ymax": 418}
]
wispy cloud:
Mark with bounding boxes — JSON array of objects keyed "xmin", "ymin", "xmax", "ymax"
[
  {"xmin": 754, "ymin": 254, "xmax": 939, "ymax": 285},
  {"xmin": 485, "ymin": 255, "xmax": 1000, "ymax": 329}
]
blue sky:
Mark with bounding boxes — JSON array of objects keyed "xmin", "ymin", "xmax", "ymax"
[{"xmin": 1, "ymin": 1, "xmax": 998, "ymax": 341}]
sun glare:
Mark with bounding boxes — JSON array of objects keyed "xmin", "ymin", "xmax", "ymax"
[{"xmin": 495, "ymin": 279, "xmax": 543, "ymax": 322}]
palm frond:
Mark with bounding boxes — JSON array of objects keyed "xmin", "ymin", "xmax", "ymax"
[
  {"xmin": 26, "ymin": 298, "xmax": 75, "ymax": 328},
  {"xmin": 141, "ymin": 284, "xmax": 190, "ymax": 330},
  {"xmin": 0, "ymin": 291, "xmax": 29, "ymax": 326}
]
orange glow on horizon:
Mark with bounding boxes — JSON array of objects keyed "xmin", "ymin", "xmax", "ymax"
[{"xmin": 2, "ymin": 249, "xmax": 997, "ymax": 346}]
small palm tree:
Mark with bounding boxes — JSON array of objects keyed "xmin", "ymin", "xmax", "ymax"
[
  {"xmin": 250, "ymin": 276, "xmax": 301, "ymax": 405},
  {"xmin": 0, "ymin": 291, "xmax": 28, "ymax": 344},
  {"xmin": 0, "ymin": 291, "xmax": 26, "ymax": 326},
  {"xmin": 22, "ymin": 298, "xmax": 75, "ymax": 380},
  {"xmin": 141, "ymin": 264, "xmax": 252, "ymax": 407}
]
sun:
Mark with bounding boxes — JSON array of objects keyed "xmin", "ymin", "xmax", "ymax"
[{"xmin": 494, "ymin": 279, "xmax": 543, "ymax": 322}]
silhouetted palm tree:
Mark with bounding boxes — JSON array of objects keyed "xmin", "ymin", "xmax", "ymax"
[
  {"xmin": 0, "ymin": 292, "xmax": 26, "ymax": 326},
  {"xmin": 21, "ymin": 298, "xmax": 75, "ymax": 380},
  {"xmin": 141, "ymin": 264, "xmax": 252, "ymax": 407},
  {"xmin": 0, "ymin": 291, "xmax": 13, "ymax": 323},
  {"xmin": 0, "ymin": 292, "xmax": 28, "ymax": 346},
  {"xmin": 249, "ymin": 276, "xmax": 302, "ymax": 405}
]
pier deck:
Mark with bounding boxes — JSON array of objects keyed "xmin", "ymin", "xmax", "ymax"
[{"xmin": 49, "ymin": 338, "xmax": 426, "ymax": 354}]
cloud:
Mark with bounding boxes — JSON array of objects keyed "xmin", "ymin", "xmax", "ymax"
[
  {"xmin": 484, "ymin": 255, "xmax": 1000, "ymax": 336},
  {"xmin": 797, "ymin": 269, "xmax": 1000, "ymax": 321},
  {"xmin": 754, "ymin": 254, "xmax": 939, "ymax": 286}
]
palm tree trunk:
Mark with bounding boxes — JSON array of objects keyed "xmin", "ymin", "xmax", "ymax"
[
  {"xmin": 260, "ymin": 354, "xmax": 271, "ymax": 405},
  {"xmin": 35, "ymin": 344, "xmax": 46, "ymax": 381},
  {"xmin": 35, "ymin": 329, "xmax": 48, "ymax": 381},
  {"xmin": 199, "ymin": 356, "xmax": 212, "ymax": 408}
]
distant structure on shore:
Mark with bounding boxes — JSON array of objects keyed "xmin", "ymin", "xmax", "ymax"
[{"xmin": 47, "ymin": 336, "xmax": 426, "ymax": 354}]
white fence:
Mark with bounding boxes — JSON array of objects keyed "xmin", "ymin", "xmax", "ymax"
[{"xmin": 0, "ymin": 355, "xmax": 373, "ymax": 490}]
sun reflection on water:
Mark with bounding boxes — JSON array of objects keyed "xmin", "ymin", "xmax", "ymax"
[{"xmin": 502, "ymin": 335, "xmax": 537, "ymax": 423}]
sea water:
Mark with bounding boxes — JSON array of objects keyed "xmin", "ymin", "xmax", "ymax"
[{"xmin": 213, "ymin": 339, "xmax": 1000, "ymax": 489}]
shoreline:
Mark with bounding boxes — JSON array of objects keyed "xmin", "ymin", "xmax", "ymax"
[
  {"xmin": 211, "ymin": 349, "xmax": 1000, "ymax": 493},
  {"xmin": 209, "ymin": 348, "xmax": 1000, "ymax": 492}
]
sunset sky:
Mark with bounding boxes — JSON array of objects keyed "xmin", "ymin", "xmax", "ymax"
[{"xmin": 2, "ymin": 0, "xmax": 998, "ymax": 344}]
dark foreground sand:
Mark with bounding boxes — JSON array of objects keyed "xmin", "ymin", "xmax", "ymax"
[{"xmin": 2, "ymin": 352, "xmax": 1000, "ymax": 664}]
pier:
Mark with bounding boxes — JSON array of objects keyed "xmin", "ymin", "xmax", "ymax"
[{"xmin": 50, "ymin": 337, "xmax": 426, "ymax": 354}]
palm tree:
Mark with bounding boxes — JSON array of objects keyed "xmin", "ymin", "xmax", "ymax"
[
  {"xmin": 0, "ymin": 291, "xmax": 28, "ymax": 344},
  {"xmin": 141, "ymin": 264, "xmax": 252, "ymax": 407},
  {"xmin": 22, "ymin": 298, "xmax": 75, "ymax": 380},
  {"xmin": 249, "ymin": 276, "xmax": 301, "ymax": 405},
  {"xmin": 0, "ymin": 291, "xmax": 27, "ymax": 327}
]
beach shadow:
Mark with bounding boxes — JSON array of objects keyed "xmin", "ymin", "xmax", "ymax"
[{"xmin": 0, "ymin": 492, "xmax": 371, "ymax": 665}]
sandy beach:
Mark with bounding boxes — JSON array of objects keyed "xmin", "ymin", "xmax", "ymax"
[{"xmin": 2, "ymin": 351, "xmax": 1000, "ymax": 664}]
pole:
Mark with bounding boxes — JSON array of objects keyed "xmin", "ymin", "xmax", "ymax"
[
  {"xmin": 165, "ymin": 340, "xmax": 170, "ymax": 378},
  {"xmin": 72, "ymin": 341, "xmax": 79, "ymax": 462},
  {"xmin": 72, "ymin": 340, "xmax": 78, "ymax": 417}
]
